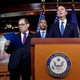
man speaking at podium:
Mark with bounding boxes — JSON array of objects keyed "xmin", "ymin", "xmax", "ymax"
[{"xmin": 49, "ymin": 5, "xmax": 79, "ymax": 38}]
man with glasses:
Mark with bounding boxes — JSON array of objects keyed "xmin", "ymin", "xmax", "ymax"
[{"xmin": 5, "ymin": 18, "xmax": 33, "ymax": 80}]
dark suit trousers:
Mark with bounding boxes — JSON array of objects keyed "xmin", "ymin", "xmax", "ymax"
[{"xmin": 9, "ymin": 57, "xmax": 31, "ymax": 80}]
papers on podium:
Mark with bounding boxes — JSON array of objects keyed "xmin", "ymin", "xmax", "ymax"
[{"xmin": 4, "ymin": 32, "xmax": 23, "ymax": 47}]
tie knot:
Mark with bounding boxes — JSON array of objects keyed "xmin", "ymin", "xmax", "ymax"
[
  {"xmin": 61, "ymin": 22, "xmax": 64, "ymax": 24},
  {"xmin": 23, "ymin": 32, "xmax": 26, "ymax": 35},
  {"xmin": 42, "ymin": 31, "xmax": 45, "ymax": 33}
]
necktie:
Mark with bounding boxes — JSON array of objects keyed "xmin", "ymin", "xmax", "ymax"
[
  {"xmin": 41, "ymin": 32, "xmax": 45, "ymax": 38},
  {"xmin": 23, "ymin": 33, "xmax": 26, "ymax": 44},
  {"xmin": 61, "ymin": 22, "xmax": 64, "ymax": 36}
]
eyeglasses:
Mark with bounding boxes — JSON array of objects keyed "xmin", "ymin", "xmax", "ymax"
[{"xmin": 18, "ymin": 24, "xmax": 26, "ymax": 26}]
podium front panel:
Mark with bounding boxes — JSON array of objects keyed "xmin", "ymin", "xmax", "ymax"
[{"xmin": 34, "ymin": 44, "xmax": 80, "ymax": 80}]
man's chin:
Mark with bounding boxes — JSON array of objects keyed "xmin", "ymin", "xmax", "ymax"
[{"xmin": 41, "ymin": 27, "xmax": 46, "ymax": 30}]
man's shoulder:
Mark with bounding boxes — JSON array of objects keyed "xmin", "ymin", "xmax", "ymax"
[
  {"xmin": 29, "ymin": 32, "xmax": 35, "ymax": 38},
  {"xmin": 67, "ymin": 21, "xmax": 77, "ymax": 27},
  {"xmin": 52, "ymin": 21, "xmax": 59, "ymax": 25},
  {"xmin": 50, "ymin": 21, "xmax": 59, "ymax": 28}
]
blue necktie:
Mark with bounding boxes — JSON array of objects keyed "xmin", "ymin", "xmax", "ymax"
[
  {"xmin": 61, "ymin": 22, "xmax": 64, "ymax": 36},
  {"xmin": 23, "ymin": 33, "xmax": 26, "ymax": 44},
  {"xmin": 41, "ymin": 32, "xmax": 45, "ymax": 38}
]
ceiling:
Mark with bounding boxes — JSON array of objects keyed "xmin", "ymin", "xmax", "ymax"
[
  {"xmin": 0, "ymin": 0, "xmax": 80, "ymax": 7},
  {"xmin": 0, "ymin": 0, "xmax": 80, "ymax": 17}
]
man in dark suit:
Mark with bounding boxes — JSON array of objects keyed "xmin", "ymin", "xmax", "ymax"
[
  {"xmin": 34, "ymin": 19, "xmax": 50, "ymax": 38},
  {"xmin": 49, "ymin": 5, "xmax": 79, "ymax": 38},
  {"xmin": 4, "ymin": 18, "xmax": 33, "ymax": 80}
]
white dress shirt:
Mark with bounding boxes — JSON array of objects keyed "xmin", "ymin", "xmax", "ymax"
[
  {"xmin": 59, "ymin": 19, "xmax": 67, "ymax": 32},
  {"xmin": 21, "ymin": 30, "xmax": 29, "ymax": 43},
  {"xmin": 40, "ymin": 30, "xmax": 46, "ymax": 38}
]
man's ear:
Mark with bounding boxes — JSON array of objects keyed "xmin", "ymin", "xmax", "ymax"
[
  {"xmin": 27, "ymin": 23, "xmax": 30, "ymax": 28},
  {"xmin": 66, "ymin": 11, "xmax": 68, "ymax": 15}
]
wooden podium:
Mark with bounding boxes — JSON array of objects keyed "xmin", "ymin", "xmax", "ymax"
[{"xmin": 31, "ymin": 38, "xmax": 80, "ymax": 80}]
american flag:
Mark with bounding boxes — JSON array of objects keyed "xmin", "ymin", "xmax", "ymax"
[
  {"xmin": 54, "ymin": 15, "xmax": 59, "ymax": 24},
  {"xmin": 36, "ymin": 9, "xmax": 45, "ymax": 32}
]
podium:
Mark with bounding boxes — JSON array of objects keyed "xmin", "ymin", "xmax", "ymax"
[{"xmin": 31, "ymin": 38, "xmax": 80, "ymax": 80}]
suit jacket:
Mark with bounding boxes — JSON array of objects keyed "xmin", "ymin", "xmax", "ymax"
[
  {"xmin": 33, "ymin": 30, "xmax": 50, "ymax": 38},
  {"xmin": 5, "ymin": 32, "xmax": 33, "ymax": 75},
  {"xmin": 49, "ymin": 21, "xmax": 79, "ymax": 38}
]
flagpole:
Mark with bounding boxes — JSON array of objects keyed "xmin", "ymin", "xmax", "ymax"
[
  {"xmin": 41, "ymin": 0, "xmax": 45, "ymax": 13},
  {"xmin": 57, "ymin": 0, "xmax": 59, "ymax": 8},
  {"xmin": 36, "ymin": 0, "xmax": 45, "ymax": 32},
  {"xmin": 72, "ymin": 0, "xmax": 75, "ymax": 9},
  {"xmin": 72, "ymin": 0, "xmax": 74, "ymax": 3}
]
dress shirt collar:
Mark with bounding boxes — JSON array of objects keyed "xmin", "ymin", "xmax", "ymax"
[
  {"xmin": 40, "ymin": 30, "xmax": 46, "ymax": 38},
  {"xmin": 21, "ymin": 30, "xmax": 29, "ymax": 37},
  {"xmin": 59, "ymin": 19, "xmax": 67, "ymax": 30},
  {"xmin": 40, "ymin": 30, "xmax": 46, "ymax": 33},
  {"xmin": 21, "ymin": 30, "xmax": 29, "ymax": 42}
]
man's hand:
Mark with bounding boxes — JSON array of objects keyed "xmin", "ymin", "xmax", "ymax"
[{"xmin": 5, "ymin": 40, "xmax": 11, "ymax": 46}]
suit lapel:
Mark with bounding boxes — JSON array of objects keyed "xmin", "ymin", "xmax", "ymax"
[
  {"xmin": 63, "ymin": 22, "xmax": 70, "ymax": 36},
  {"xmin": 24, "ymin": 32, "xmax": 31, "ymax": 45},
  {"xmin": 35, "ymin": 32, "xmax": 41, "ymax": 38},
  {"xmin": 17, "ymin": 32, "xmax": 31, "ymax": 46},
  {"xmin": 38, "ymin": 32, "xmax": 41, "ymax": 38},
  {"xmin": 56, "ymin": 22, "xmax": 62, "ymax": 36}
]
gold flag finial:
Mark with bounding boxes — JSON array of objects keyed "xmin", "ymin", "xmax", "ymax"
[
  {"xmin": 42, "ymin": 0, "xmax": 45, "ymax": 13},
  {"xmin": 56, "ymin": 0, "xmax": 59, "ymax": 8},
  {"xmin": 72, "ymin": 3, "xmax": 75, "ymax": 9},
  {"xmin": 43, "ymin": 2, "xmax": 45, "ymax": 10},
  {"xmin": 72, "ymin": 0, "xmax": 75, "ymax": 9}
]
